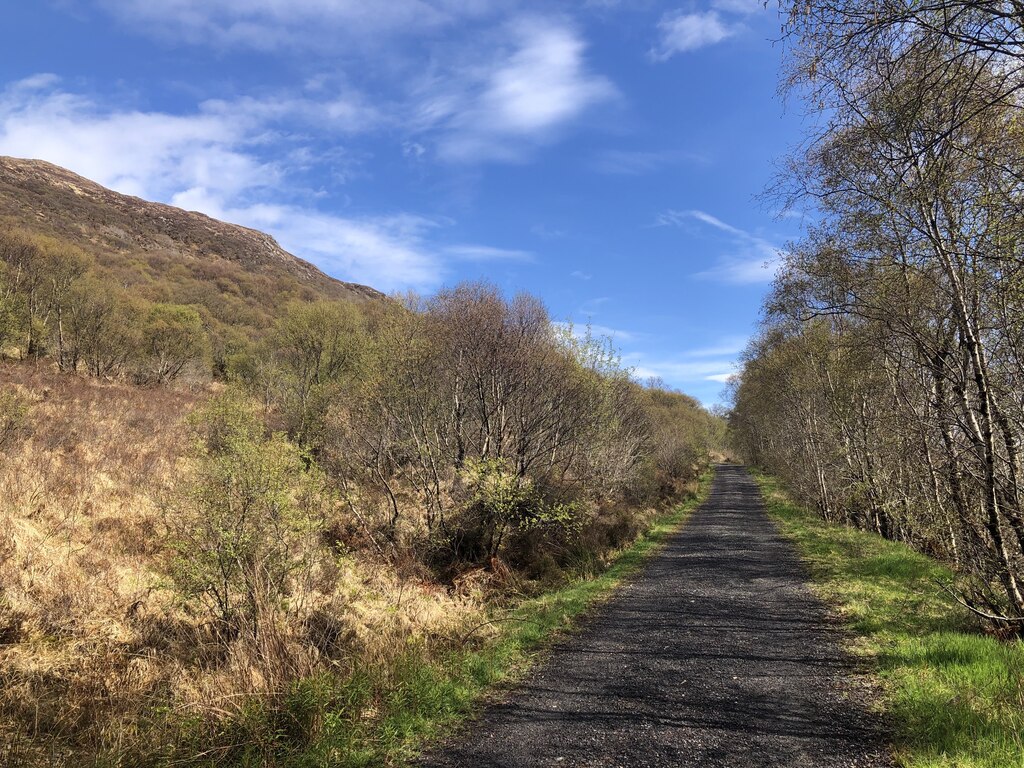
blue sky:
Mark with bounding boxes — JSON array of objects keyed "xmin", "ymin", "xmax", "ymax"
[{"xmin": 0, "ymin": 1, "xmax": 803, "ymax": 405}]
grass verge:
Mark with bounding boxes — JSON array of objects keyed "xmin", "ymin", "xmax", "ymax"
[
  {"xmin": 186, "ymin": 469, "xmax": 715, "ymax": 768},
  {"xmin": 754, "ymin": 472, "xmax": 1024, "ymax": 768}
]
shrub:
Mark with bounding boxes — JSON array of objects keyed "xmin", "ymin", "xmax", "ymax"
[
  {"xmin": 135, "ymin": 303, "xmax": 209, "ymax": 383},
  {"xmin": 168, "ymin": 390, "xmax": 329, "ymax": 643},
  {"xmin": 266, "ymin": 300, "xmax": 367, "ymax": 446},
  {"xmin": 445, "ymin": 458, "xmax": 583, "ymax": 566}
]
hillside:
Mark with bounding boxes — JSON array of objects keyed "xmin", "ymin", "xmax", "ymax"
[{"xmin": 0, "ymin": 156, "xmax": 383, "ymax": 333}]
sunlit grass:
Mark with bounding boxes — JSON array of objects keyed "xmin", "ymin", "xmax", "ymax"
[{"xmin": 755, "ymin": 473, "xmax": 1024, "ymax": 768}]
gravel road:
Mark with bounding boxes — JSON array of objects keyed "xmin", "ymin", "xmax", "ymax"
[{"xmin": 418, "ymin": 464, "xmax": 893, "ymax": 768}]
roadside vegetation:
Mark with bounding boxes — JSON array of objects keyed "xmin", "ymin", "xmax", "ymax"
[
  {"xmin": 730, "ymin": 1, "xmax": 1024, "ymax": 635},
  {"xmin": 757, "ymin": 473, "xmax": 1024, "ymax": 768},
  {"xmin": 0, "ymin": 257, "xmax": 722, "ymax": 765},
  {"xmin": 187, "ymin": 471, "xmax": 712, "ymax": 768}
]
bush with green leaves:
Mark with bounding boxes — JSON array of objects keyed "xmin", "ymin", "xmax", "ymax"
[
  {"xmin": 168, "ymin": 390, "xmax": 329, "ymax": 640},
  {"xmin": 448, "ymin": 458, "xmax": 583, "ymax": 563},
  {"xmin": 135, "ymin": 303, "xmax": 209, "ymax": 384}
]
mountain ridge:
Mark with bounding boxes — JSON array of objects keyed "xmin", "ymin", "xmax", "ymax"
[{"xmin": 0, "ymin": 155, "xmax": 384, "ymax": 304}]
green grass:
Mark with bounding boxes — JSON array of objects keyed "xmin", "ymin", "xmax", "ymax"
[
  {"xmin": 754, "ymin": 472, "xmax": 1024, "ymax": 768},
  {"xmin": 174, "ymin": 470, "xmax": 715, "ymax": 768}
]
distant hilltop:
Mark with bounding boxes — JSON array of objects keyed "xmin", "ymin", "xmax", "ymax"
[{"xmin": 0, "ymin": 155, "xmax": 384, "ymax": 305}]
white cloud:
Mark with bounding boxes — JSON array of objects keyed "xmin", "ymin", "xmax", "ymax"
[
  {"xmin": 578, "ymin": 296, "xmax": 611, "ymax": 315},
  {"xmin": 693, "ymin": 256, "xmax": 781, "ymax": 284},
  {"xmin": 70, "ymin": 7, "xmax": 617, "ymax": 166},
  {"xmin": 711, "ymin": 0, "xmax": 765, "ymax": 14},
  {"xmin": 616, "ymin": 334, "xmax": 749, "ymax": 404},
  {"xmin": 531, "ymin": 223, "xmax": 567, "ymax": 239},
  {"xmin": 652, "ymin": 10, "xmax": 735, "ymax": 59},
  {"xmin": 0, "ymin": 76, "xmax": 267, "ymax": 202},
  {"xmin": 403, "ymin": 141, "xmax": 427, "ymax": 159},
  {"xmin": 421, "ymin": 18, "xmax": 617, "ymax": 162},
  {"xmin": 554, "ymin": 320, "xmax": 636, "ymax": 343},
  {"xmin": 230, "ymin": 206, "xmax": 444, "ymax": 291},
  {"xmin": 680, "ymin": 336, "xmax": 749, "ymax": 358},
  {"xmin": 626, "ymin": 357, "xmax": 739, "ymax": 384},
  {"xmin": 0, "ymin": 75, "xmax": 456, "ymax": 291},
  {"xmin": 658, "ymin": 208, "xmax": 784, "ymax": 284},
  {"xmin": 705, "ymin": 372, "xmax": 739, "ymax": 383},
  {"xmin": 201, "ymin": 91, "xmax": 384, "ymax": 134}
]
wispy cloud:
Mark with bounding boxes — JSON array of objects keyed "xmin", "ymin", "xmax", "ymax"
[
  {"xmin": 419, "ymin": 18, "xmax": 618, "ymax": 162},
  {"xmin": 679, "ymin": 336, "xmax": 749, "ymax": 358},
  {"xmin": 590, "ymin": 148, "xmax": 707, "ymax": 175},
  {"xmin": 78, "ymin": 6, "xmax": 619, "ymax": 167},
  {"xmin": 0, "ymin": 75, "xmax": 270, "ymax": 202},
  {"xmin": 221, "ymin": 204, "xmax": 445, "ymax": 291},
  {"xmin": 629, "ymin": 358, "xmax": 739, "ymax": 383},
  {"xmin": 531, "ymin": 223, "xmax": 567, "ymax": 239},
  {"xmin": 693, "ymin": 256, "xmax": 781, "ymax": 284},
  {"xmin": 617, "ymin": 333, "xmax": 748, "ymax": 404},
  {"xmin": 201, "ymin": 90, "xmax": 384, "ymax": 135},
  {"xmin": 651, "ymin": 0, "xmax": 768, "ymax": 61},
  {"xmin": 652, "ymin": 10, "xmax": 735, "ymax": 59},
  {"xmin": 658, "ymin": 208, "xmax": 783, "ymax": 284},
  {"xmin": 711, "ymin": 0, "xmax": 766, "ymax": 14},
  {"xmin": 578, "ymin": 296, "xmax": 611, "ymax": 315},
  {"xmin": 97, "ymin": 0, "xmax": 499, "ymax": 51},
  {"xmin": 555, "ymin": 320, "xmax": 637, "ymax": 343},
  {"xmin": 444, "ymin": 244, "xmax": 533, "ymax": 262}
]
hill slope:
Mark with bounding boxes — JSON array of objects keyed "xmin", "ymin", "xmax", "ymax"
[{"xmin": 0, "ymin": 156, "xmax": 383, "ymax": 330}]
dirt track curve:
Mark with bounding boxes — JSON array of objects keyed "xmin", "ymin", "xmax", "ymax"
[{"xmin": 418, "ymin": 464, "xmax": 893, "ymax": 768}]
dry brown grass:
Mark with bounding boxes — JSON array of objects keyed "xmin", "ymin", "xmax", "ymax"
[
  {"xmin": 0, "ymin": 362, "xmax": 197, "ymax": 764},
  {"xmin": 0, "ymin": 362, "xmax": 487, "ymax": 766}
]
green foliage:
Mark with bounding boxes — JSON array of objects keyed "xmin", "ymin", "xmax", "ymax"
[
  {"xmin": 137, "ymin": 303, "xmax": 209, "ymax": 384},
  {"xmin": 639, "ymin": 382, "xmax": 718, "ymax": 498},
  {"xmin": 460, "ymin": 458, "xmax": 534, "ymax": 524},
  {"xmin": 266, "ymin": 300, "xmax": 366, "ymax": 445},
  {"xmin": 0, "ymin": 262, "xmax": 20, "ymax": 354},
  {"xmin": 738, "ymin": 1, "xmax": 1024, "ymax": 627},
  {"xmin": 758, "ymin": 473, "xmax": 1024, "ymax": 768},
  {"xmin": 169, "ymin": 390, "xmax": 328, "ymax": 636},
  {"xmin": 319, "ymin": 282, "xmax": 721, "ymax": 571},
  {"xmin": 452, "ymin": 458, "xmax": 585, "ymax": 561},
  {"xmin": 66, "ymin": 277, "xmax": 140, "ymax": 376}
]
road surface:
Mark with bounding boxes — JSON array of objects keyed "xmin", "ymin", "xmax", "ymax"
[{"xmin": 419, "ymin": 465, "xmax": 892, "ymax": 768}]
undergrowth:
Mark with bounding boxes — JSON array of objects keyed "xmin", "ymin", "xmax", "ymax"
[
  {"xmin": 755, "ymin": 473, "xmax": 1024, "ymax": 768},
  {"xmin": 170, "ymin": 469, "xmax": 714, "ymax": 767}
]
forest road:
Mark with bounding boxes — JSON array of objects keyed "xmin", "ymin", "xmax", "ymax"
[{"xmin": 417, "ymin": 464, "xmax": 893, "ymax": 768}]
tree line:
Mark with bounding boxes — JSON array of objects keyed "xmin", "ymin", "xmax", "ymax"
[
  {"xmin": 230, "ymin": 283, "xmax": 720, "ymax": 579},
  {"xmin": 730, "ymin": 1, "xmax": 1024, "ymax": 633},
  {"xmin": 0, "ymin": 226, "xmax": 721, "ymax": 584},
  {"xmin": 0, "ymin": 220, "xmax": 726, "ymax": 764},
  {"xmin": 0, "ymin": 228, "xmax": 207, "ymax": 381}
]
